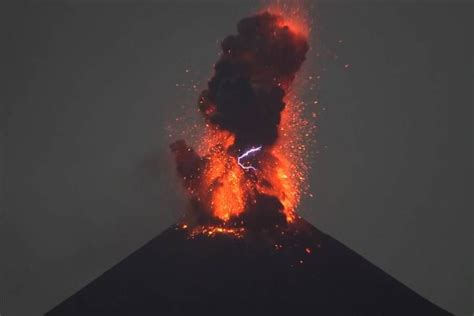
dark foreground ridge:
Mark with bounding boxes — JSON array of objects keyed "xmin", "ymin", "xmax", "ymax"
[{"xmin": 46, "ymin": 219, "xmax": 451, "ymax": 315}]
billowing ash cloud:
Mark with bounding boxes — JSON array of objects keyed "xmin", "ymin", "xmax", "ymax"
[
  {"xmin": 171, "ymin": 12, "xmax": 309, "ymax": 231},
  {"xmin": 199, "ymin": 12, "xmax": 309, "ymax": 148}
]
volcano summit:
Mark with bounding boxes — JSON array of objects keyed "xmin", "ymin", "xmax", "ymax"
[{"xmin": 46, "ymin": 219, "xmax": 450, "ymax": 315}]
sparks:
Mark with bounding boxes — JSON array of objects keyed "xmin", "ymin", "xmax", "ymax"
[{"xmin": 237, "ymin": 146, "xmax": 262, "ymax": 171}]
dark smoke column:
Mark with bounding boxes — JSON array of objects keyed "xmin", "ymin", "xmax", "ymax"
[
  {"xmin": 171, "ymin": 12, "xmax": 309, "ymax": 228},
  {"xmin": 199, "ymin": 12, "xmax": 308, "ymax": 148}
]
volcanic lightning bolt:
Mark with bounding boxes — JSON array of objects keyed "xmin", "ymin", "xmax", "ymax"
[
  {"xmin": 237, "ymin": 146, "xmax": 262, "ymax": 171},
  {"xmin": 170, "ymin": 4, "xmax": 314, "ymax": 237}
]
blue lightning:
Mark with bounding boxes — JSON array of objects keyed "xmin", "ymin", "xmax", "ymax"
[{"xmin": 237, "ymin": 146, "xmax": 262, "ymax": 171}]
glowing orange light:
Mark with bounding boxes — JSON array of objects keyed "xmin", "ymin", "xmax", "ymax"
[
  {"xmin": 189, "ymin": 225, "xmax": 246, "ymax": 239},
  {"xmin": 264, "ymin": 3, "xmax": 311, "ymax": 38}
]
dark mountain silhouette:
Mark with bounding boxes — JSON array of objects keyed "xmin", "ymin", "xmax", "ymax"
[{"xmin": 46, "ymin": 218, "xmax": 451, "ymax": 315}]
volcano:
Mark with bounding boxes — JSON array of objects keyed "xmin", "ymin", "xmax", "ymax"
[
  {"xmin": 45, "ymin": 218, "xmax": 450, "ymax": 315},
  {"xmin": 46, "ymin": 7, "xmax": 451, "ymax": 315}
]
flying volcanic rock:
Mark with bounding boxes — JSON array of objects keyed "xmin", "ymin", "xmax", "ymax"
[{"xmin": 45, "ymin": 219, "xmax": 451, "ymax": 316}]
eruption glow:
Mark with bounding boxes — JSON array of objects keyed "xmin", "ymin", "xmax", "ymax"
[{"xmin": 170, "ymin": 4, "xmax": 314, "ymax": 236}]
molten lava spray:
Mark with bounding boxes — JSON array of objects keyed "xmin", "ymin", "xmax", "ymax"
[{"xmin": 171, "ymin": 7, "xmax": 312, "ymax": 235}]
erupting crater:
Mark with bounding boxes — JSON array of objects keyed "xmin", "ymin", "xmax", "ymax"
[{"xmin": 170, "ymin": 8, "xmax": 313, "ymax": 237}]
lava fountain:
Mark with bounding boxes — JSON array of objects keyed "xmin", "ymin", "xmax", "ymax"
[{"xmin": 170, "ymin": 7, "xmax": 313, "ymax": 236}]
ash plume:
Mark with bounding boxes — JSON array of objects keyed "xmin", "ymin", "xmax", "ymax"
[
  {"xmin": 199, "ymin": 12, "xmax": 309, "ymax": 148},
  {"xmin": 171, "ymin": 11, "xmax": 309, "ymax": 230}
]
